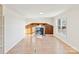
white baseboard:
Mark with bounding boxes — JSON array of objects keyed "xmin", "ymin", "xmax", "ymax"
[
  {"xmin": 4, "ymin": 38, "xmax": 24, "ymax": 53},
  {"xmin": 54, "ymin": 35, "xmax": 79, "ymax": 52}
]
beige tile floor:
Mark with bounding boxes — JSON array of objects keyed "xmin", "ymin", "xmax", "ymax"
[{"xmin": 7, "ymin": 34, "xmax": 79, "ymax": 54}]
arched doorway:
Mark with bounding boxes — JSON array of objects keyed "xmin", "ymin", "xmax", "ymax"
[{"xmin": 25, "ymin": 23, "xmax": 53, "ymax": 36}]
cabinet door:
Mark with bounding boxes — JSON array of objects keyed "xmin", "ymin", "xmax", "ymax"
[{"xmin": 45, "ymin": 25, "xmax": 53, "ymax": 34}]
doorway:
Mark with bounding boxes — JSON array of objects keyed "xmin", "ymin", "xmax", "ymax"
[{"xmin": 25, "ymin": 23, "xmax": 53, "ymax": 35}]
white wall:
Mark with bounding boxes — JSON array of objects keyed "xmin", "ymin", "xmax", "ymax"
[
  {"xmin": 53, "ymin": 6, "xmax": 79, "ymax": 52},
  {"xmin": 4, "ymin": 7, "xmax": 26, "ymax": 53},
  {"xmin": 25, "ymin": 17, "xmax": 54, "ymax": 26}
]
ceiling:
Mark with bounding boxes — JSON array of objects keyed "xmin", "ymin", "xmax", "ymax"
[{"xmin": 4, "ymin": 4, "xmax": 73, "ymax": 18}]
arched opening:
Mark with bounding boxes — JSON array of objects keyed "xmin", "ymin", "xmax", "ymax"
[{"xmin": 25, "ymin": 23, "xmax": 53, "ymax": 36}]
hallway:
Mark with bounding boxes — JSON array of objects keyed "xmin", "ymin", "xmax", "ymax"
[
  {"xmin": 3, "ymin": 4, "xmax": 79, "ymax": 54},
  {"xmin": 7, "ymin": 34, "xmax": 78, "ymax": 54}
]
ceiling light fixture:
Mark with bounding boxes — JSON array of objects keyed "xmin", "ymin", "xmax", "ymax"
[{"xmin": 40, "ymin": 12, "xmax": 44, "ymax": 14}]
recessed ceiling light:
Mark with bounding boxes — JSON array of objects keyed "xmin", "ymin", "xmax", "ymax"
[{"xmin": 40, "ymin": 12, "xmax": 44, "ymax": 14}]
